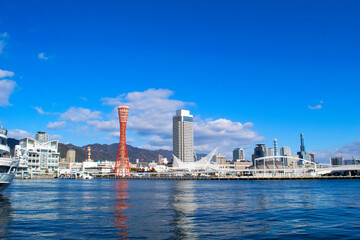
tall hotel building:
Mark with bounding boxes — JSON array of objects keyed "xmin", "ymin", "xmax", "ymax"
[{"xmin": 173, "ymin": 109, "xmax": 194, "ymax": 163}]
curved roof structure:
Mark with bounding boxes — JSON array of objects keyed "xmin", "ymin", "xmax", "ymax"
[{"xmin": 172, "ymin": 147, "xmax": 219, "ymax": 171}]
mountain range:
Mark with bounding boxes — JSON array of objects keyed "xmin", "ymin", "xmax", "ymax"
[{"xmin": 7, "ymin": 138, "xmax": 173, "ymax": 163}]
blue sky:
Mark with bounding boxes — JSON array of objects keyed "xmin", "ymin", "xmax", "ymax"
[{"xmin": 0, "ymin": 0, "xmax": 359, "ymax": 162}]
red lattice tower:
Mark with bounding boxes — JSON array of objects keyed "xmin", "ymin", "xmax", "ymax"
[{"xmin": 114, "ymin": 106, "xmax": 131, "ymax": 176}]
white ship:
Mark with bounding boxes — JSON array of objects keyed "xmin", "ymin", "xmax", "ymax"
[{"xmin": 0, "ymin": 126, "xmax": 19, "ymax": 192}]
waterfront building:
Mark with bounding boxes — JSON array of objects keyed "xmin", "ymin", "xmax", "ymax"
[
  {"xmin": 343, "ymin": 158, "xmax": 360, "ymax": 165},
  {"xmin": 233, "ymin": 148, "xmax": 245, "ymax": 162},
  {"xmin": 310, "ymin": 153, "xmax": 315, "ymax": 163},
  {"xmin": 297, "ymin": 133, "xmax": 311, "ymax": 164},
  {"xmin": 252, "ymin": 144, "xmax": 267, "ymax": 166},
  {"xmin": 234, "ymin": 160, "xmax": 253, "ymax": 170},
  {"xmin": 280, "ymin": 146, "xmax": 291, "ymax": 156},
  {"xmin": 280, "ymin": 146, "xmax": 291, "ymax": 166},
  {"xmin": 173, "ymin": 109, "xmax": 194, "ymax": 163},
  {"xmin": 213, "ymin": 154, "xmax": 226, "ymax": 165},
  {"xmin": 331, "ymin": 157, "xmax": 343, "ymax": 166},
  {"xmin": 137, "ymin": 162, "xmax": 149, "ymax": 171},
  {"xmin": 59, "ymin": 160, "xmax": 115, "ymax": 174},
  {"xmin": 273, "ymin": 138, "xmax": 278, "ymax": 156},
  {"xmin": 66, "ymin": 149, "xmax": 76, "ymax": 163},
  {"xmin": 96, "ymin": 160, "xmax": 115, "ymax": 174},
  {"xmin": 287, "ymin": 155, "xmax": 301, "ymax": 167},
  {"xmin": 158, "ymin": 156, "xmax": 168, "ymax": 165},
  {"xmin": 172, "ymin": 148, "xmax": 218, "ymax": 171},
  {"xmin": 158, "ymin": 154, "xmax": 163, "ymax": 164},
  {"xmin": 267, "ymin": 148, "xmax": 274, "ymax": 156},
  {"xmin": 15, "ymin": 131, "xmax": 59, "ymax": 172},
  {"xmin": 193, "ymin": 151, "xmax": 197, "ymax": 161}
]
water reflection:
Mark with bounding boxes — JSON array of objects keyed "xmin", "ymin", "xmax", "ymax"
[
  {"xmin": 114, "ymin": 180, "xmax": 130, "ymax": 239},
  {"xmin": 0, "ymin": 195, "xmax": 13, "ymax": 238},
  {"xmin": 171, "ymin": 181, "xmax": 199, "ymax": 239}
]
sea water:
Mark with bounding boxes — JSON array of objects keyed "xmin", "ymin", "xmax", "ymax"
[{"xmin": 1, "ymin": 179, "xmax": 360, "ymax": 239}]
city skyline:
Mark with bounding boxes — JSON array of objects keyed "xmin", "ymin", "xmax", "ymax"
[{"xmin": 0, "ymin": 1, "xmax": 360, "ymax": 162}]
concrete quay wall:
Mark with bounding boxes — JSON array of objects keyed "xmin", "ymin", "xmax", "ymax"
[{"xmin": 94, "ymin": 175, "xmax": 360, "ymax": 180}]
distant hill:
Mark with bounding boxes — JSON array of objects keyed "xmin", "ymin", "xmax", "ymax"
[
  {"xmin": 7, "ymin": 138, "xmax": 19, "ymax": 156},
  {"xmin": 58, "ymin": 142, "xmax": 174, "ymax": 163},
  {"xmin": 8, "ymin": 137, "xmax": 173, "ymax": 163}
]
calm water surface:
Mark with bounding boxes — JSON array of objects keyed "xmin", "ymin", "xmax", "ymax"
[{"xmin": 1, "ymin": 179, "xmax": 360, "ymax": 239}]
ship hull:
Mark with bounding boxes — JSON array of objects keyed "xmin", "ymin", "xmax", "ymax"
[
  {"xmin": 0, "ymin": 182, "xmax": 11, "ymax": 192},
  {"xmin": 0, "ymin": 173, "xmax": 15, "ymax": 192},
  {"xmin": 0, "ymin": 158, "xmax": 19, "ymax": 192}
]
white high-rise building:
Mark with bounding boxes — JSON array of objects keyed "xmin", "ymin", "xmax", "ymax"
[
  {"xmin": 173, "ymin": 109, "xmax": 194, "ymax": 163},
  {"xmin": 280, "ymin": 146, "xmax": 292, "ymax": 166},
  {"xmin": 267, "ymin": 148, "xmax": 274, "ymax": 156},
  {"xmin": 15, "ymin": 131, "xmax": 60, "ymax": 172},
  {"xmin": 280, "ymin": 146, "xmax": 291, "ymax": 156}
]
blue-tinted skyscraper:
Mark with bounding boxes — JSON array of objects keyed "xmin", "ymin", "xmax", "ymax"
[
  {"xmin": 233, "ymin": 148, "xmax": 245, "ymax": 162},
  {"xmin": 297, "ymin": 133, "xmax": 311, "ymax": 164}
]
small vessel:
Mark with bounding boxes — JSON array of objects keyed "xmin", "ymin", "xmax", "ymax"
[
  {"xmin": 81, "ymin": 172, "xmax": 93, "ymax": 179},
  {"xmin": 0, "ymin": 126, "xmax": 19, "ymax": 192}
]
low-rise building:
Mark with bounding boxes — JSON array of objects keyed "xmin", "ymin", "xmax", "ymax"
[
  {"xmin": 331, "ymin": 157, "xmax": 343, "ymax": 166},
  {"xmin": 234, "ymin": 160, "xmax": 253, "ymax": 170},
  {"xmin": 213, "ymin": 154, "xmax": 226, "ymax": 165}
]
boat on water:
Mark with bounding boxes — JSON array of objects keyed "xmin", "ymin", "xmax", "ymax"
[{"xmin": 0, "ymin": 126, "xmax": 19, "ymax": 192}]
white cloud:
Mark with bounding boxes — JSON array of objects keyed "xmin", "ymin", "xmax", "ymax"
[
  {"xmin": 311, "ymin": 139, "xmax": 360, "ymax": 163},
  {"xmin": 308, "ymin": 100, "xmax": 324, "ymax": 110},
  {"xmin": 0, "ymin": 41, "xmax": 5, "ymax": 54},
  {"xmin": 341, "ymin": 140, "xmax": 360, "ymax": 158},
  {"xmin": 139, "ymin": 135, "xmax": 173, "ymax": 151},
  {"xmin": 7, "ymin": 129, "xmax": 61, "ymax": 141},
  {"xmin": 0, "ymin": 32, "xmax": 8, "ymax": 54},
  {"xmin": 194, "ymin": 119, "xmax": 264, "ymax": 155},
  {"xmin": 0, "ymin": 80, "xmax": 17, "ymax": 106},
  {"xmin": 311, "ymin": 149, "xmax": 337, "ymax": 163},
  {"xmin": 94, "ymin": 88, "xmax": 264, "ymax": 156},
  {"xmin": 308, "ymin": 105, "xmax": 322, "ymax": 110},
  {"xmin": 7, "ymin": 129, "xmax": 34, "ymax": 139},
  {"xmin": 87, "ymin": 120, "xmax": 118, "ymax": 131},
  {"xmin": 49, "ymin": 134, "xmax": 62, "ymax": 140},
  {"xmin": 101, "ymin": 94, "xmax": 126, "ymax": 106},
  {"xmin": 100, "ymin": 89, "xmax": 190, "ymax": 136},
  {"xmin": 38, "ymin": 52, "xmax": 49, "ymax": 60},
  {"xmin": 47, "ymin": 121, "xmax": 66, "ymax": 130},
  {"xmin": 79, "ymin": 96, "xmax": 88, "ymax": 101},
  {"xmin": 32, "ymin": 106, "xmax": 60, "ymax": 115},
  {"xmin": 61, "ymin": 107, "xmax": 101, "ymax": 122},
  {"xmin": 34, "ymin": 106, "xmax": 45, "ymax": 114},
  {"xmin": 0, "ymin": 69, "xmax": 15, "ymax": 78}
]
